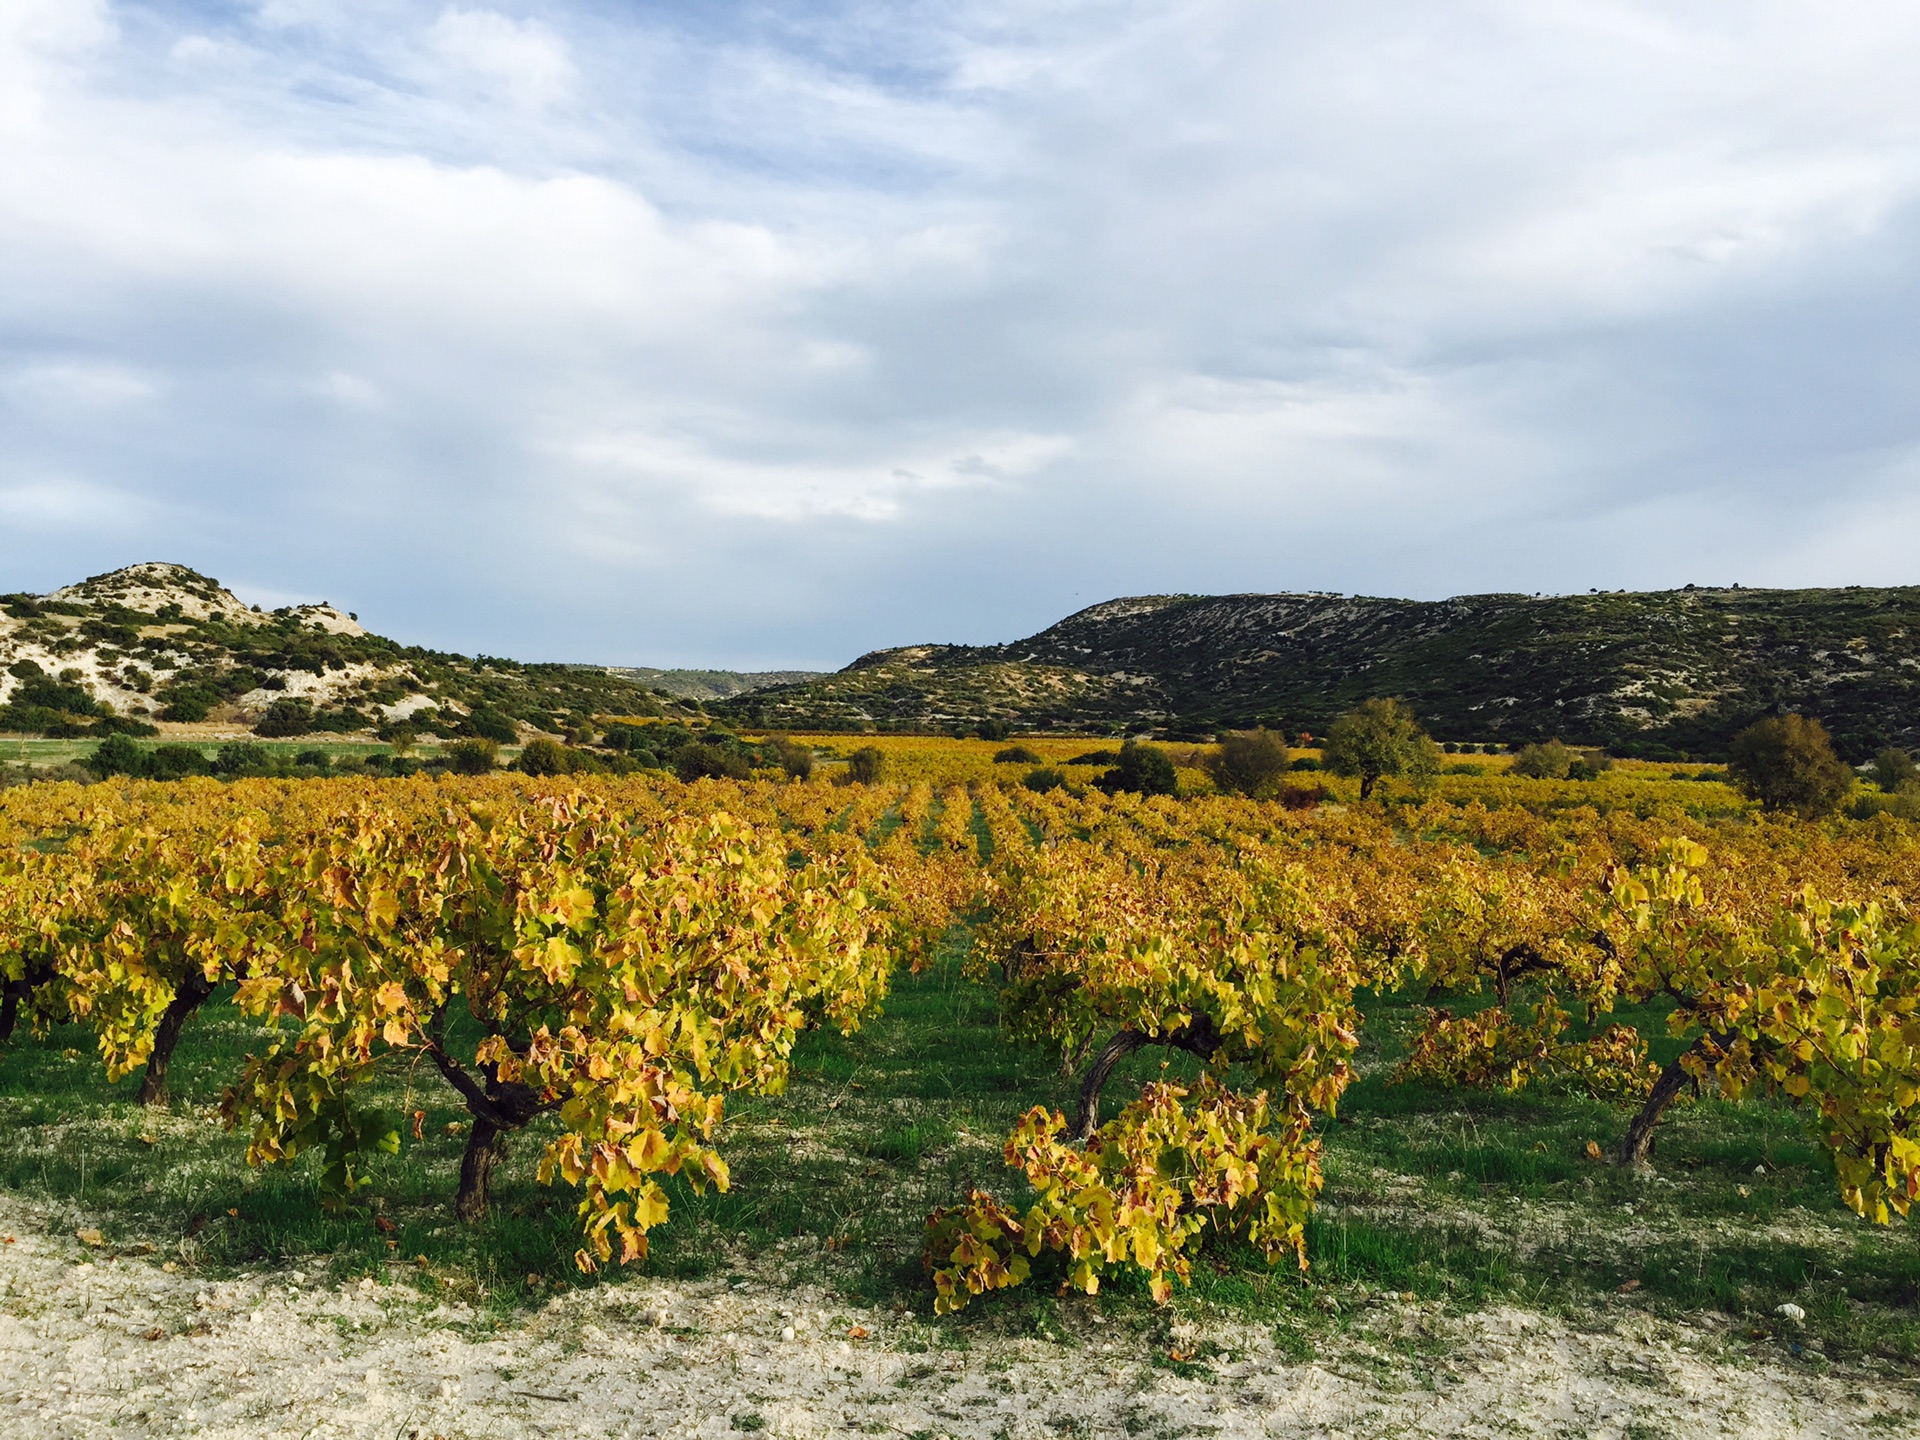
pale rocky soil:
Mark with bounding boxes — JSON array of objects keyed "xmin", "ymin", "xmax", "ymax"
[{"xmin": 2, "ymin": 1201, "xmax": 1914, "ymax": 1439}]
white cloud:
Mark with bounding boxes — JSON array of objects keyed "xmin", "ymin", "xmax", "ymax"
[
  {"xmin": 3, "ymin": 1, "xmax": 1920, "ymax": 661},
  {"xmin": 426, "ymin": 8, "xmax": 576, "ymax": 109}
]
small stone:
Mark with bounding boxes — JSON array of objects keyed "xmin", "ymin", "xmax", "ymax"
[
  {"xmin": 1774, "ymin": 1302, "xmax": 1806, "ymax": 1323},
  {"xmin": 781, "ymin": 1326, "xmax": 797, "ymax": 1342},
  {"xmin": 249, "ymin": 1311, "xmax": 264, "ymax": 1324},
  {"xmin": 161, "ymin": 1261, "xmax": 179, "ymax": 1273},
  {"xmin": 359, "ymin": 1278, "xmax": 376, "ymax": 1292},
  {"xmin": 1753, "ymin": 1164, "xmax": 1767, "ymax": 1176},
  {"xmin": 439, "ymin": 1379, "xmax": 457, "ymax": 1399},
  {"xmin": 75, "ymin": 1228, "xmax": 106, "ymax": 1248},
  {"xmin": 639, "ymin": 1307, "xmax": 666, "ymax": 1328}
]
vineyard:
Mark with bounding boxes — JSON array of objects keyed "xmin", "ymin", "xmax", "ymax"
[{"xmin": 4, "ymin": 758, "xmax": 1920, "ymax": 1403}]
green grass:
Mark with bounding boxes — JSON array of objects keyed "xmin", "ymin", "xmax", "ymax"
[{"xmin": 0, "ymin": 938, "xmax": 1915, "ymax": 1363}]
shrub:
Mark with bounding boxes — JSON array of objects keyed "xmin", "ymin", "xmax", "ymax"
[
  {"xmin": 994, "ymin": 746, "xmax": 1042, "ymax": 765},
  {"xmin": 84, "ymin": 733, "xmax": 147, "ymax": 779},
  {"xmin": 762, "ymin": 737, "xmax": 814, "ymax": 780},
  {"xmin": 150, "ymin": 744, "xmax": 213, "ymax": 779},
  {"xmin": 517, "ymin": 738, "xmax": 573, "ymax": 777},
  {"xmin": 253, "ymin": 698, "xmax": 314, "ymax": 738},
  {"xmin": 975, "ymin": 719, "xmax": 1013, "ymax": 741},
  {"xmin": 446, "ymin": 738, "xmax": 498, "ymax": 775},
  {"xmin": 294, "ymin": 749, "xmax": 331, "ymax": 770},
  {"xmin": 1869, "ymin": 747, "xmax": 1919, "ymax": 794},
  {"xmin": 674, "ymin": 742, "xmax": 751, "ymax": 781},
  {"xmin": 1511, "ymin": 739, "xmax": 1573, "ymax": 780},
  {"xmin": 1096, "ymin": 740, "xmax": 1177, "ymax": 797},
  {"xmin": 845, "ymin": 746, "xmax": 886, "ymax": 785},
  {"xmin": 214, "ymin": 741, "xmax": 272, "ymax": 777},
  {"xmin": 1021, "ymin": 767, "xmax": 1066, "ymax": 793},
  {"xmin": 1206, "ymin": 728, "xmax": 1290, "ymax": 798},
  {"xmin": 1726, "ymin": 714, "xmax": 1852, "ymax": 817},
  {"xmin": 1321, "ymin": 698, "xmax": 1439, "ymax": 798},
  {"xmin": 462, "ymin": 708, "xmax": 517, "ymax": 744}
]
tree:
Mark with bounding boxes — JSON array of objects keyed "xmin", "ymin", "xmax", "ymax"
[
  {"xmin": 517, "ymin": 737, "xmax": 572, "ymax": 777},
  {"xmin": 1869, "ymin": 747, "xmax": 1919, "ymax": 794},
  {"xmin": 674, "ymin": 742, "xmax": 750, "ymax": 781},
  {"xmin": 1206, "ymin": 728, "xmax": 1290, "ymax": 798},
  {"xmin": 462, "ymin": 708, "xmax": 517, "ymax": 744},
  {"xmin": 1321, "ymin": 699, "xmax": 1439, "ymax": 799},
  {"xmin": 1096, "ymin": 740, "xmax": 1177, "ymax": 797},
  {"xmin": 845, "ymin": 746, "xmax": 887, "ymax": 784},
  {"xmin": 1510, "ymin": 739, "xmax": 1573, "ymax": 780},
  {"xmin": 1726, "ymin": 714, "xmax": 1852, "ymax": 818},
  {"xmin": 85, "ymin": 733, "xmax": 148, "ymax": 779}
]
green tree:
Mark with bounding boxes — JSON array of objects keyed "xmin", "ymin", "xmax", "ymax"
[
  {"xmin": 1726, "ymin": 714, "xmax": 1852, "ymax": 817},
  {"xmin": 1096, "ymin": 740, "xmax": 1177, "ymax": 797},
  {"xmin": 516, "ymin": 737, "xmax": 572, "ymax": 777},
  {"xmin": 1206, "ymin": 728, "xmax": 1290, "ymax": 798},
  {"xmin": 85, "ymin": 733, "xmax": 149, "ymax": 779},
  {"xmin": 1321, "ymin": 698, "xmax": 1439, "ymax": 799}
]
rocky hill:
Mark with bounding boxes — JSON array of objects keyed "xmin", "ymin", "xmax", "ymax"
[
  {"xmin": 0, "ymin": 563, "xmax": 689, "ymax": 740},
  {"xmin": 720, "ymin": 585, "xmax": 1920, "ymax": 759},
  {"xmin": 600, "ymin": 666, "xmax": 824, "ymax": 702}
]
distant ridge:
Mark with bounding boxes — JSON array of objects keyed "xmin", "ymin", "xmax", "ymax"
[
  {"xmin": 0, "ymin": 562, "xmax": 690, "ymax": 739},
  {"xmin": 719, "ymin": 585, "xmax": 1920, "ymax": 759},
  {"xmin": 600, "ymin": 666, "xmax": 824, "ymax": 702}
]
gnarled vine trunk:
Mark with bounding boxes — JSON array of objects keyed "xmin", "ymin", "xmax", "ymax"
[
  {"xmin": 1617, "ymin": 1033, "xmax": 1721, "ymax": 1168},
  {"xmin": 139, "ymin": 971, "xmax": 216, "ymax": 1106},
  {"xmin": 1070, "ymin": 1016, "xmax": 1223, "ymax": 1143}
]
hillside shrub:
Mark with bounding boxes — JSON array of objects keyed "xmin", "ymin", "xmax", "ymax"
[
  {"xmin": 994, "ymin": 746, "xmax": 1041, "ymax": 765},
  {"xmin": 1870, "ymin": 747, "xmax": 1919, "ymax": 794},
  {"xmin": 517, "ymin": 737, "xmax": 572, "ymax": 777},
  {"xmin": 253, "ymin": 698, "xmax": 314, "ymax": 737},
  {"xmin": 150, "ymin": 744, "xmax": 213, "ymax": 779},
  {"xmin": 214, "ymin": 742, "xmax": 272, "ymax": 777},
  {"xmin": 1021, "ymin": 767, "xmax": 1066, "ymax": 793},
  {"xmin": 462, "ymin": 708, "xmax": 518, "ymax": 744},
  {"xmin": 845, "ymin": 746, "xmax": 887, "ymax": 785}
]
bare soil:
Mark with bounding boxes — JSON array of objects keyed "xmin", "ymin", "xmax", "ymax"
[{"xmin": 2, "ymin": 1198, "xmax": 1913, "ymax": 1440}]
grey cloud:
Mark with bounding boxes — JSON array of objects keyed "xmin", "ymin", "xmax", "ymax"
[{"xmin": 1, "ymin": 1, "xmax": 1917, "ymax": 666}]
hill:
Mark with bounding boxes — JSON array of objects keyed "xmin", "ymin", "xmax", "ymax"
[
  {"xmin": 719, "ymin": 585, "xmax": 1920, "ymax": 759},
  {"xmin": 0, "ymin": 563, "xmax": 691, "ymax": 741},
  {"xmin": 599, "ymin": 666, "xmax": 824, "ymax": 702}
]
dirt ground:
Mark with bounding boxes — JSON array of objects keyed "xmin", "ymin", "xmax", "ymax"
[{"xmin": 1, "ymin": 1200, "xmax": 1914, "ymax": 1439}]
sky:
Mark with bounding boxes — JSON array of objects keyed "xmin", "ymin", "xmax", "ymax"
[{"xmin": 3, "ymin": 2, "xmax": 1920, "ymax": 670}]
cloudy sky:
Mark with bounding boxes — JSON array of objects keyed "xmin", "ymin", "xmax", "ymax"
[{"xmin": 3, "ymin": 2, "xmax": 1919, "ymax": 668}]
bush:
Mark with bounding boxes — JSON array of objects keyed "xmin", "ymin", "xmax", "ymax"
[
  {"xmin": 214, "ymin": 741, "xmax": 272, "ymax": 777},
  {"xmin": 994, "ymin": 746, "xmax": 1042, "ymax": 765},
  {"xmin": 1206, "ymin": 728, "xmax": 1290, "ymax": 798},
  {"xmin": 674, "ymin": 742, "xmax": 751, "ymax": 781},
  {"xmin": 1096, "ymin": 740, "xmax": 1177, "ymax": 797},
  {"xmin": 446, "ymin": 738, "xmax": 498, "ymax": 775},
  {"xmin": 150, "ymin": 744, "xmax": 213, "ymax": 779},
  {"xmin": 253, "ymin": 698, "xmax": 314, "ymax": 737},
  {"xmin": 1022, "ymin": 767, "xmax": 1067, "ymax": 793},
  {"xmin": 294, "ymin": 748, "xmax": 331, "ymax": 770},
  {"xmin": 517, "ymin": 737, "xmax": 573, "ymax": 777},
  {"xmin": 1726, "ymin": 714, "xmax": 1852, "ymax": 818},
  {"xmin": 462, "ymin": 708, "xmax": 517, "ymax": 744},
  {"xmin": 1510, "ymin": 740, "xmax": 1573, "ymax": 780},
  {"xmin": 84, "ymin": 733, "xmax": 147, "ymax": 779},
  {"xmin": 762, "ymin": 737, "xmax": 814, "ymax": 780},
  {"xmin": 845, "ymin": 746, "xmax": 886, "ymax": 785},
  {"xmin": 1066, "ymin": 750, "xmax": 1119, "ymax": 767},
  {"xmin": 975, "ymin": 719, "xmax": 1013, "ymax": 741},
  {"xmin": 1869, "ymin": 747, "xmax": 1919, "ymax": 794}
]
